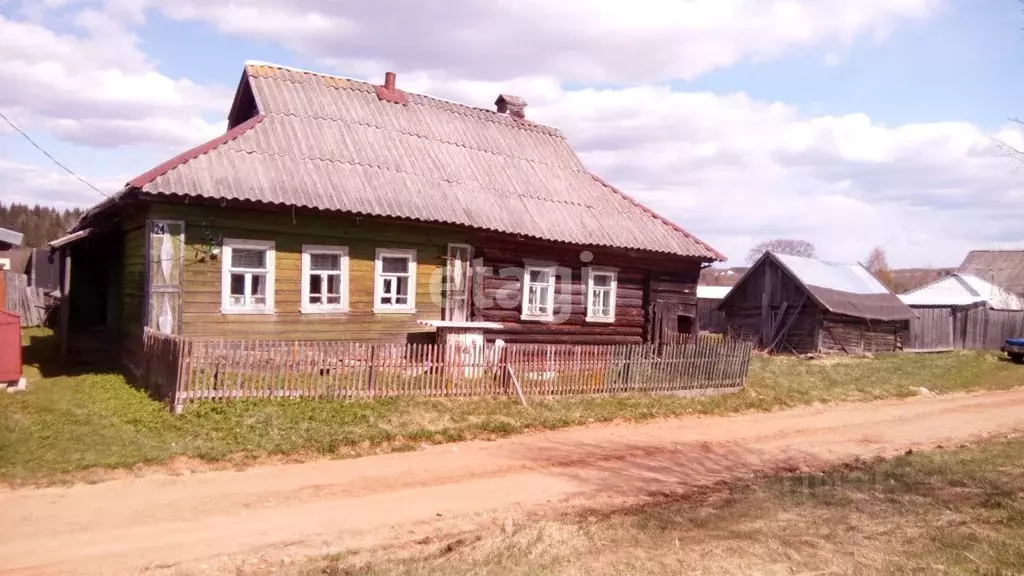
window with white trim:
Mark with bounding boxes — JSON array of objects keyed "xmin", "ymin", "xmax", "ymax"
[
  {"xmin": 374, "ymin": 248, "xmax": 417, "ymax": 312},
  {"xmin": 301, "ymin": 245, "xmax": 349, "ymax": 313},
  {"xmin": 521, "ymin": 265, "xmax": 556, "ymax": 321},
  {"xmin": 586, "ymin": 268, "xmax": 617, "ymax": 322},
  {"xmin": 221, "ymin": 239, "xmax": 275, "ymax": 314}
]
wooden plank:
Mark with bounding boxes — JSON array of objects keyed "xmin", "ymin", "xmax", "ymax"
[
  {"xmin": 506, "ymin": 366, "xmax": 527, "ymax": 406},
  {"xmin": 367, "ymin": 345, "xmax": 378, "ymax": 396},
  {"xmin": 59, "ymin": 249, "xmax": 70, "ymax": 360}
]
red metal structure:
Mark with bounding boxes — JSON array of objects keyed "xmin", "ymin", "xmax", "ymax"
[{"xmin": 0, "ymin": 309, "xmax": 22, "ymax": 385}]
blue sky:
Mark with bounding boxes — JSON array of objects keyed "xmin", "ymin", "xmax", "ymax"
[
  {"xmin": 1, "ymin": 0, "xmax": 1023, "ymax": 267},
  {"xmin": 684, "ymin": 0, "xmax": 1024, "ymax": 129}
]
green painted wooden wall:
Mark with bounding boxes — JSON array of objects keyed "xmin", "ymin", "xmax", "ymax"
[{"xmin": 147, "ymin": 203, "xmax": 466, "ymax": 342}]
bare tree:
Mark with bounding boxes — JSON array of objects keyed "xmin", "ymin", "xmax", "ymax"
[
  {"xmin": 996, "ymin": 118, "xmax": 1024, "ymax": 163},
  {"xmin": 996, "ymin": 2, "xmax": 1024, "ymax": 162},
  {"xmin": 745, "ymin": 238, "xmax": 816, "ymax": 264},
  {"xmin": 862, "ymin": 246, "xmax": 895, "ymax": 291}
]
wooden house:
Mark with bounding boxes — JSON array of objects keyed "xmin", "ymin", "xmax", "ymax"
[
  {"xmin": 957, "ymin": 250, "xmax": 1024, "ymax": 297},
  {"xmin": 717, "ymin": 252, "xmax": 916, "ymax": 354},
  {"xmin": 900, "ymin": 273, "xmax": 1024, "ymax": 350},
  {"xmin": 49, "ymin": 62, "xmax": 723, "ymax": 377}
]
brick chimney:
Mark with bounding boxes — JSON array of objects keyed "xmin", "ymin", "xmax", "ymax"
[
  {"xmin": 495, "ymin": 94, "xmax": 527, "ymax": 119},
  {"xmin": 375, "ymin": 71, "xmax": 406, "ymax": 105}
]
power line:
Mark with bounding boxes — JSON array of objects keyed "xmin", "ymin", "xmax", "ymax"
[{"xmin": 0, "ymin": 111, "xmax": 110, "ymax": 198}]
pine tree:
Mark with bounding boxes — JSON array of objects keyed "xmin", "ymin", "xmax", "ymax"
[{"xmin": 0, "ymin": 202, "xmax": 86, "ymax": 248}]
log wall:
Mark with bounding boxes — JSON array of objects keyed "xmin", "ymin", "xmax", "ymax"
[{"xmin": 818, "ymin": 314, "xmax": 906, "ymax": 354}]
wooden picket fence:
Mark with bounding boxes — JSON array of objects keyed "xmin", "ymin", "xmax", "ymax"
[{"xmin": 142, "ymin": 329, "xmax": 754, "ymax": 412}]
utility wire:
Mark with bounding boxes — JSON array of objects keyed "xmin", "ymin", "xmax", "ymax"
[{"xmin": 0, "ymin": 111, "xmax": 110, "ymax": 198}]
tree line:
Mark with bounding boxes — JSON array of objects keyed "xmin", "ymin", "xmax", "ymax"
[{"xmin": 0, "ymin": 202, "xmax": 85, "ymax": 248}]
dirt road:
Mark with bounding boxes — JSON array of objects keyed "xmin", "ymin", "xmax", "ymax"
[{"xmin": 3, "ymin": 389, "xmax": 1024, "ymax": 576}]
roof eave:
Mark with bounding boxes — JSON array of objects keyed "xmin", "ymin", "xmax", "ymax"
[
  {"xmin": 0, "ymin": 227, "xmax": 23, "ymax": 249},
  {"xmin": 588, "ymin": 173, "xmax": 725, "ymax": 262},
  {"xmin": 49, "ymin": 228, "xmax": 95, "ymax": 250}
]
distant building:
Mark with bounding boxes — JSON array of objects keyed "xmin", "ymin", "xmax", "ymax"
[
  {"xmin": 0, "ymin": 227, "xmax": 23, "ymax": 251},
  {"xmin": 957, "ymin": 250, "xmax": 1024, "ymax": 297},
  {"xmin": 899, "ymin": 253, "xmax": 1024, "ymax": 350}
]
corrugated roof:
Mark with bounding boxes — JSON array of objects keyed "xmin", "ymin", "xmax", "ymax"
[
  {"xmin": 899, "ymin": 273, "xmax": 1024, "ymax": 310},
  {"xmin": 771, "ymin": 253, "xmax": 916, "ymax": 321},
  {"xmin": 732, "ymin": 252, "xmax": 916, "ymax": 321},
  {"xmin": 113, "ymin": 61, "xmax": 721, "ymax": 260},
  {"xmin": 773, "ymin": 253, "xmax": 890, "ymax": 295},
  {"xmin": 697, "ymin": 285, "xmax": 732, "ymax": 299},
  {"xmin": 957, "ymin": 250, "xmax": 1024, "ymax": 296}
]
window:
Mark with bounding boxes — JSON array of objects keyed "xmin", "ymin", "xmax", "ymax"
[
  {"xmin": 221, "ymin": 239, "xmax": 275, "ymax": 314},
  {"xmin": 522, "ymin": 265, "xmax": 556, "ymax": 321},
  {"xmin": 374, "ymin": 248, "xmax": 417, "ymax": 312},
  {"xmin": 586, "ymin": 268, "xmax": 617, "ymax": 322},
  {"xmin": 301, "ymin": 245, "xmax": 349, "ymax": 313}
]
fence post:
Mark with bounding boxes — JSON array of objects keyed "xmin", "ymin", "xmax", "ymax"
[
  {"xmin": 170, "ymin": 336, "xmax": 187, "ymax": 414},
  {"xmin": 141, "ymin": 329, "xmax": 150, "ymax": 393},
  {"xmin": 623, "ymin": 345, "xmax": 634, "ymax": 388},
  {"xmin": 367, "ymin": 345, "xmax": 378, "ymax": 396}
]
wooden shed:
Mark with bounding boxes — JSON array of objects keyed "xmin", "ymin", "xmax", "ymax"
[
  {"xmin": 900, "ymin": 273, "xmax": 1024, "ymax": 351},
  {"xmin": 717, "ymin": 252, "xmax": 916, "ymax": 354}
]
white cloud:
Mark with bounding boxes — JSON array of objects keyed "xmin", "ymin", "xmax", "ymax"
[
  {"xmin": 155, "ymin": 0, "xmax": 936, "ymax": 83},
  {"xmin": 8, "ymin": 0, "xmax": 1020, "ymax": 269},
  {"xmin": 384, "ymin": 77, "xmax": 1024, "ymax": 267},
  {"xmin": 0, "ymin": 13, "xmax": 228, "ymax": 149},
  {"xmin": 527, "ymin": 88, "xmax": 1024, "ymax": 268},
  {"xmin": 0, "ymin": 158, "xmax": 122, "ymax": 208}
]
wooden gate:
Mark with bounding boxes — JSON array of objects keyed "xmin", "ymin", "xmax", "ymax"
[{"xmin": 906, "ymin": 306, "xmax": 954, "ymax": 350}]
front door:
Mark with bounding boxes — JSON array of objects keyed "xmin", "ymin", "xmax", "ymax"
[
  {"xmin": 444, "ymin": 244, "xmax": 473, "ymax": 322},
  {"xmin": 146, "ymin": 220, "xmax": 185, "ymax": 335}
]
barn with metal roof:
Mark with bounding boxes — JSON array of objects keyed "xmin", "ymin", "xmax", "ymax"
[{"xmin": 717, "ymin": 252, "xmax": 916, "ymax": 354}]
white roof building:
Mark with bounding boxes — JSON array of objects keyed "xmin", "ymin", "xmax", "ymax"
[
  {"xmin": 696, "ymin": 285, "xmax": 732, "ymax": 299},
  {"xmin": 899, "ymin": 273, "xmax": 1024, "ymax": 311}
]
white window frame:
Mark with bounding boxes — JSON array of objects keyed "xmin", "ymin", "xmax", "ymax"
[
  {"xmin": 585, "ymin": 267, "xmax": 618, "ymax": 323},
  {"xmin": 521, "ymin": 264, "xmax": 556, "ymax": 321},
  {"xmin": 300, "ymin": 245, "xmax": 349, "ymax": 314},
  {"xmin": 373, "ymin": 248, "xmax": 417, "ymax": 313},
  {"xmin": 220, "ymin": 238, "xmax": 275, "ymax": 315}
]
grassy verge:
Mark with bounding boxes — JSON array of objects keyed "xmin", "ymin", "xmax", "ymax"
[
  {"xmin": 2, "ymin": 329, "xmax": 1023, "ymax": 485},
  {"xmin": 277, "ymin": 437, "xmax": 1024, "ymax": 575}
]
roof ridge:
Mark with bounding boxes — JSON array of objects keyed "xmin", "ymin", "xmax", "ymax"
[
  {"xmin": 589, "ymin": 173, "xmax": 725, "ymax": 261},
  {"xmin": 264, "ymin": 111, "xmax": 582, "ymax": 173},
  {"xmin": 128, "ymin": 115, "xmax": 265, "ymax": 188},
  {"xmin": 773, "ymin": 252, "xmax": 859, "ymax": 268},
  {"xmin": 952, "ymin": 274, "xmax": 980, "ymax": 297},
  {"xmin": 244, "ymin": 62, "xmax": 565, "ymax": 138}
]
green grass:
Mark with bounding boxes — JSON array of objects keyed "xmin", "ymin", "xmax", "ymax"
[
  {"xmin": 2, "ymin": 329, "xmax": 1023, "ymax": 485},
  {"xmin": 283, "ymin": 437, "xmax": 1024, "ymax": 575}
]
